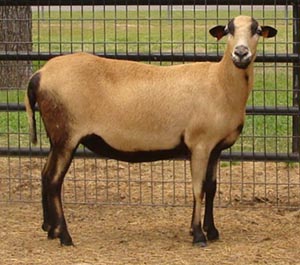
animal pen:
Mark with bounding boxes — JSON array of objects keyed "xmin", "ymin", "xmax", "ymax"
[{"xmin": 0, "ymin": 0, "xmax": 300, "ymax": 210}]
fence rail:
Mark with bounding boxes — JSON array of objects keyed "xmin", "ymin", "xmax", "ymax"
[
  {"xmin": 0, "ymin": 0, "xmax": 296, "ymax": 6},
  {"xmin": 0, "ymin": 52, "xmax": 299, "ymax": 63},
  {"xmin": 1, "ymin": 147, "xmax": 299, "ymax": 162}
]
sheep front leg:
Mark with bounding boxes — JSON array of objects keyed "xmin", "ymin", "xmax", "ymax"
[
  {"xmin": 190, "ymin": 146, "xmax": 210, "ymax": 247},
  {"xmin": 203, "ymin": 149, "xmax": 220, "ymax": 241},
  {"xmin": 41, "ymin": 145, "xmax": 76, "ymax": 246}
]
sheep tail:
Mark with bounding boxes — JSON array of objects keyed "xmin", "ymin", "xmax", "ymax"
[{"xmin": 25, "ymin": 72, "xmax": 41, "ymax": 145}]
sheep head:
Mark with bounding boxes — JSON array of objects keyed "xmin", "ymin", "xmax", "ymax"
[{"xmin": 209, "ymin": 15, "xmax": 277, "ymax": 69}]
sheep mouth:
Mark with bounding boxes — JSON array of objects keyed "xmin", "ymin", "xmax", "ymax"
[
  {"xmin": 232, "ymin": 60, "xmax": 251, "ymax": 69},
  {"xmin": 231, "ymin": 55, "xmax": 252, "ymax": 69}
]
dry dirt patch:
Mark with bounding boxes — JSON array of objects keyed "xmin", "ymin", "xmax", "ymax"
[
  {"xmin": 1, "ymin": 158, "xmax": 300, "ymax": 264},
  {"xmin": 0, "ymin": 203, "xmax": 300, "ymax": 265}
]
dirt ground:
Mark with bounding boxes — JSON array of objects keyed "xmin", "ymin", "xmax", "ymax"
[
  {"xmin": 1, "ymin": 203, "xmax": 300, "ymax": 265},
  {"xmin": 1, "ymin": 158, "xmax": 300, "ymax": 264}
]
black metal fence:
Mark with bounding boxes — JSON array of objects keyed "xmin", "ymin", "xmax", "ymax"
[{"xmin": 0, "ymin": 0, "xmax": 299, "ymax": 207}]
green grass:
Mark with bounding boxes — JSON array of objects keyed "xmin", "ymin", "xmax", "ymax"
[{"xmin": 0, "ymin": 8, "xmax": 297, "ymax": 154}]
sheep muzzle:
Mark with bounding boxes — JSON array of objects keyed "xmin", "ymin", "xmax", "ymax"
[{"xmin": 231, "ymin": 45, "xmax": 252, "ymax": 69}]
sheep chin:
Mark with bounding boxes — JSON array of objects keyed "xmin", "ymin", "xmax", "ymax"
[{"xmin": 232, "ymin": 59, "xmax": 251, "ymax": 69}]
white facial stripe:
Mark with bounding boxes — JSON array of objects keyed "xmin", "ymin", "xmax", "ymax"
[{"xmin": 230, "ymin": 25, "xmax": 255, "ymax": 68}]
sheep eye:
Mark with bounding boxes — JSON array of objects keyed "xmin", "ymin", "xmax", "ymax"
[{"xmin": 256, "ymin": 28, "xmax": 262, "ymax": 35}]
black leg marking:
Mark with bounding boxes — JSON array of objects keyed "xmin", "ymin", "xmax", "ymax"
[
  {"xmin": 41, "ymin": 145, "xmax": 77, "ymax": 246},
  {"xmin": 41, "ymin": 149, "xmax": 54, "ymax": 233},
  {"xmin": 203, "ymin": 148, "xmax": 220, "ymax": 241},
  {"xmin": 203, "ymin": 179, "xmax": 219, "ymax": 241}
]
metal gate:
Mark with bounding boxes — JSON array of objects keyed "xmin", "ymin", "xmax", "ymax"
[{"xmin": 0, "ymin": 0, "xmax": 299, "ymax": 208}]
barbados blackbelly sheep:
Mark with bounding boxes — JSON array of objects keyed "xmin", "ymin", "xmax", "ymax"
[{"xmin": 24, "ymin": 15, "xmax": 277, "ymax": 247}]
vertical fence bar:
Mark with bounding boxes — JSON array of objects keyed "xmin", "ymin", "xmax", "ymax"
[{"xmin": 293, "ymin": 0, "xmax": 300, "ymax": 154}]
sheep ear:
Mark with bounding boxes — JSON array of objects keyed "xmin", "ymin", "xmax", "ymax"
[
  {"xmin": 260, "ymin": 26, "xmax": 277, "ymax": 38},
  {"xmin": 209, "ymin": 25, "xmax": 227, "ymax": 41}
]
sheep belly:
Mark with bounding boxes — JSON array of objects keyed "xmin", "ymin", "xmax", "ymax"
[{"xmin": 80, "ymin": 133, "xmax": 190, "ymax": 163}]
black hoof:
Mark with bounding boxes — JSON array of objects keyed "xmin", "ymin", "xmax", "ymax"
[
  {"xmin": 60, "ymin": 231, "xmax": 74, "ymax": 246},
  {"xmin": 206, "ymin": 228, "xmax": 219, "ymax": 241},
  {"xmin": 47, "ymin": 228, "xmax": 73, "ymax": 246},
  {"xmin": 192, "ymin": 226, "xmax": 207, "ymax": 247},
  {"xmin": 193, "ymin": 240, "xmax": 207, "ymax": 247},
  {"xmin": 60, "ymin": 236, "xmax": 74, "ymax": 246}
]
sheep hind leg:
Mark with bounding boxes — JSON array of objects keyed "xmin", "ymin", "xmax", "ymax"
[
  {"xmin": 41, "ymin": 144, "xmax": 77, "ymax": 246},
  {"xmin": 41, "ymin": 153, "xmax": 53, "ymax": 233},
  {"xmin": 203, "ymin": 149, "xmax": 220, "ymax": 241}
]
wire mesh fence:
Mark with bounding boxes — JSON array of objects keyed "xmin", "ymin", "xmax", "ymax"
[{"xmin": 0, "ymin": 1, "xmax": 299, "ymax": 208}]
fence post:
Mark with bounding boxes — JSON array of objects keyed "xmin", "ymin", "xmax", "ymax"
[{"xmin": 293, "ymin": 0, "xmax": 300, "ymax": 154}]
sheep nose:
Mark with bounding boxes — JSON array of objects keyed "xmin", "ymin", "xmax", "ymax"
[{"xmin": 234, "ymin": 45, "xmax": 249, "ymax": 60}]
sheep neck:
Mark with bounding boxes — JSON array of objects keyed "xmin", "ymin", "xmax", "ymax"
[{"xmin": 218, "ymin": 48, "xmax": 255, "ymax": 108}]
